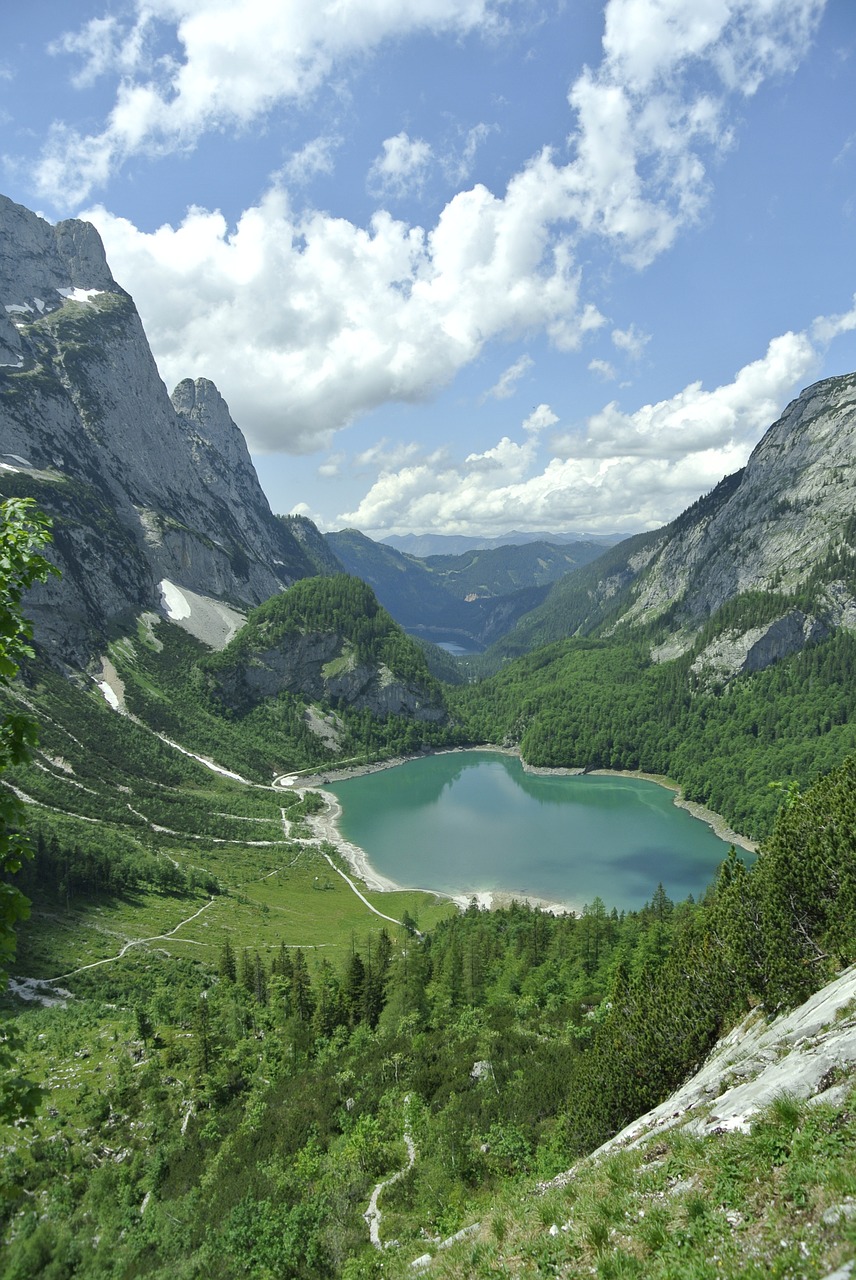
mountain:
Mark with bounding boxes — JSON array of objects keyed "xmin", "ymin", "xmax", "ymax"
[
  {"xmin": 2, "ymin": 192, "xmax": 856, "ymax": 1280},
  {"xmin": 421, "ymin": 538, "xmax": 605, "ymax": 598},
  {"xmin": 325, "ymin": 527, "xmax": 550, "ymax": 648},
  {"xmin": 489, "ymin": 372, "xmax": 856, "ymax": 679},
  {"xmin": 382, "ymin": 529, "xmax": 619, "ymax": 557},
  {"xmin": 201, "ymin": 574, "xmax": 447, "ymax": 725},
  {"xmin": 0, "ymin": 194, "xmax": 317, "ymax": 665}
]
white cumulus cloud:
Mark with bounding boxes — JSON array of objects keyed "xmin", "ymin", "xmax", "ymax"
[
  {"xmin": 368, "ymin": 132, "xmax": 434, "ymax": 198},
  {"xmin": 482, "ymin": 355, "xmax": 534, "ymax": 401},
  {"xmin": 62, "ymin": 0, "xmax": 828, "ymax": 477},
  {"xmin": 339, "ymin": 329, "xmax": 823, "ymax": 535},
  {"xmin": 84, "ymin": 182, "xmax": 598, "ymax": 452},
  {"xmin": 36, "ymin": 0, "xmax": 501, "ymax": 204},
  {"xmin": 282, "ymin": 136, "xmax": 342, "ymax": 186}
]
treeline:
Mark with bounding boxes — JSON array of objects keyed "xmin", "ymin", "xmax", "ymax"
[
  {"xmin": 452, "ymin": 628, "xmax": 856, "ymax": 839},
  {"xmin": 14, "ymin": 825, "xmax": 221, "ymax": 904}
]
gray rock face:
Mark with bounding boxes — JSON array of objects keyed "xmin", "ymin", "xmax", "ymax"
[
  {"xmin": 0, "ymin": 195, "xmax": 316, "ymax": 664},
  {"xmin": 0, "ymin": 195, "xmax": 115, "ymax": 312},
  {"xmin": 212, "ymin": 633, "xmax": 446, "ymax": 724},
  {"xmin": 617, "ymin": 372, "xmax": 856, "ymax": 672},
  {"xmin": 691, "ymin": 611, "xmax": 829, "ymax": 684}
]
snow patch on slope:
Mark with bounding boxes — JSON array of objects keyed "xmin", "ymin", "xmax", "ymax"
[
  {"xmin": 98, "ymin": 681, "xmax": 120, "ymax": 710},
  {"xmin": 157, "ymin": 579, "xmax": 245, "ymax": 650},
  {"xmin": 159, "ymin": 579, "xmax": 191, "ymax": 621},
  {"xmin": 57, "ymin": 287, "xmax": 104, "ymax": 304}
]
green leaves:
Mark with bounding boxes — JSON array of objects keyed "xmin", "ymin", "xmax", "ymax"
[{"xmin": 0, "ymin": 497, "xmax": 57, "ymax": 1126}]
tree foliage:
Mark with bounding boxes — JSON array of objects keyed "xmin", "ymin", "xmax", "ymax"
[
  {"xmin": 0, "ymin": 500, "xmax": 57, "ymax": 967},
  {"xmin": 0, "ymin": 498, "xmax": 57, "ymax": 1124}
]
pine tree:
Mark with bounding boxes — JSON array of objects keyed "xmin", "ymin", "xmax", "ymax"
[{"xmin": 219, "ymin": 937, "xmax": 237, "ymax": 983}]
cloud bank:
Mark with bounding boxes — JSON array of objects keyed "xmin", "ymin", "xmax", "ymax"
[
  {"xmin": 78, "ymin": 0, "xmax": 825, "ymax": 457},
  {"xmin": 337, "ymin": 329, "xmax": 827, "ymax": 535}
]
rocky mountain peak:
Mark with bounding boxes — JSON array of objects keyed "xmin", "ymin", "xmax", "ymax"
[
  {"xmin": 0, "ymin": 193, "xmax": 317, "ymax": 665},
  {"xmin": 0, "ymin": 194, "xmax": 118, "ymax": 312},
  {"xmin": 171, "ymin": 376, "xmax": 257, "ymax": 475}
]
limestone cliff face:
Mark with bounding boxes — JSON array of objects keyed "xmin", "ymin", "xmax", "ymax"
[
  {"xmin": 210, "ymin": 633, "xmax": 447, "ymax": 723},
  {"xmin": 627, "ymin": 373, "xmax": 856, "ymax": 631},
  {"xmin": 602, "ymin": 372, "xmax": 856, "ymax": 677},
  {"xmin": 0, "ymin": 194, "xmax": 315, "ymax": 663},
  {"xmin": 689, "ymin": 611, "xmax": 830, "ymax": 686}
]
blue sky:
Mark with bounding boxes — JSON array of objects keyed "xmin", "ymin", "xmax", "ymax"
[{"xmin": 2, "ymin": 0, "xmax": 855, "ymax": 537}]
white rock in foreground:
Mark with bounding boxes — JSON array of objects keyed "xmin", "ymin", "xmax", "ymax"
[{"xmin": 600, "ymin": 964, "xmax": 856, "ymax": 1156}]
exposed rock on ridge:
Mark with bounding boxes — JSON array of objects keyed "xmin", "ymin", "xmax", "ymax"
[
  {"xmin": 690, "ymin": 610, "xmax": 830, "ymax": 685},
  {"xmin": 626, "ymin": 373, "xmax": 856, "ymax": 633},
  {"xmin": 0, "ymin": 194, "xmax": 316, "ymax": 663},
  {"xmin": 211, "ymin": 631, "xmax": 447, "ymax": 723}
]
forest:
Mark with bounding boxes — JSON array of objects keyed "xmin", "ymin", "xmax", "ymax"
[
  {"xmin": 1, "ymin": 754, "xmax": 854, "ymax": 1278},
  {"xmin": 1, "ymin": 503, "xmax": 856, "ymax": 1278}
]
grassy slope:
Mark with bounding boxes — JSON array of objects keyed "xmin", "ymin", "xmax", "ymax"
[
  {"xmin": 4, "ymin": 643, "xmax": 452, "ymax": 987},
  {"xmin": 379, "ymin": 1085, "xmax": 856, "ymax": 1278}
]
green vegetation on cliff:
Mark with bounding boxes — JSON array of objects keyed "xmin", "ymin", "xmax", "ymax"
[{"xmin": 204, "ymin": 573, "xmax": 441, "ymax": 690}]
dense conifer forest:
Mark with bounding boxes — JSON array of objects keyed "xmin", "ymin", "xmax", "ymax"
[{"xmin": 2, "ymin": 753, "xmax": 854, "ymax": 1277}]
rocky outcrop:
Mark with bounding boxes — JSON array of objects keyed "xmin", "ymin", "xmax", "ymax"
[
  {"xmin": 0, "ymin": 194, "xmax": 317, "ymax": 663},
  {"xmin": 625, "ymin": 374, "xmax": 856, "ymax": 632},
  {"xmin": 588, "ymin": 963, "xmax": 856, "ymax": 1153},
  {"xmin": 691, "ymin": 610, "xmax": 829, "ymax": 684},
  {"xmin": 211, "ymin": 633, "xmax": 446, "ymax": 722}
]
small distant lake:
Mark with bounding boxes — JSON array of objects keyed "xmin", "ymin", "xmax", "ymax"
[{"xmin": 327, "ymin": 751, "xmax": 741, "ymax": 912}]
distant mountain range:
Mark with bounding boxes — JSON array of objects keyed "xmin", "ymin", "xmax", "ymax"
[
  {"xmin": 381, "ymin": 529, "xmax": 620, "ymax": 557},
  {"xmin": 324, "ymin": 528, "xmax": 597, "ymax": 650}
]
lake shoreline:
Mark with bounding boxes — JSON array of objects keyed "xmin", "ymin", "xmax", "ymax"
[{"xmin": 286, "ymin": 745, "xmax": 756, "ymax": 911}]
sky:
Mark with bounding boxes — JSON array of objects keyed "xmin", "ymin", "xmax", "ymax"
[{"xmin": 2, "ymin": 0, "xmax": 856, "ymax": 539}]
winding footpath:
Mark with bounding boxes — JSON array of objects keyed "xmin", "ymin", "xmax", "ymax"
[
  {"xmin": 364, "ymin": 1094, "xmax": 416, "ymax": 1249},
  {"xmin": 320, "ymin": 852, "xmax": 407, "ymax": 929},
  {"xmin": 274, "ymin": 774, "xmax": 410, "ymax": 930},
  {"xmin": 55, "ymin": 898, "xmax": 217, "ymax": 980}
]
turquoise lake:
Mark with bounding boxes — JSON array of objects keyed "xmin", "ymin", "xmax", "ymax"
[{"xmin": 327, "ymin": 751, "xmax": 739, "ymax": 911}]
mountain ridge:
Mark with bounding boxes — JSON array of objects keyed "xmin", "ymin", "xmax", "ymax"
[
  {"xmin": 0, "ymin": 194, "xmax": 316, "ymax": 664},
  {"xmin": 483, "ymin": 373, "xmax": 856, "ymax": 681}
]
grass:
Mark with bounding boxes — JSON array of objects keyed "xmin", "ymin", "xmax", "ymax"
[
  {"xmin": 4, "ymin": 658, "xmax": 454, "ymax": 992},
  {"xmin": 373, "ymin": 1085, "xmax": 856, "ymax": 1279},
  {"xmin": 13, "ymin": 838, "xmax": 452, "ymax": 985}
]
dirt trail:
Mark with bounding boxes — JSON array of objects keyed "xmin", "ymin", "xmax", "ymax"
[
  {"xmin": 320, "ymin": 852, "xmax": 407, "ymax": 929},
  {"xmin": 365, "ymin": 1094, "xmax": 416, "ymax": 1249},
  {"xmin": 55, "ymin": 898, "xmax": 217, "ymax": 979}
]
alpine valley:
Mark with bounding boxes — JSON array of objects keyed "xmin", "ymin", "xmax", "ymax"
[{"xmin": 0, "ymin": 195, "xmax": 854, "ymax": 1280}]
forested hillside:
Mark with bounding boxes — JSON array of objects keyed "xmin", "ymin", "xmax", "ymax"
[
  {"xmin": 2, "ymin": 748, "xmax": 854, "ymax": 1277},
  {"xmin": 452, "ymin": 625, "xmax": 856, "ymax": 840},
  {"xmin": 325, "ymin": 528, "xmax": 551, "ymax": 648}
]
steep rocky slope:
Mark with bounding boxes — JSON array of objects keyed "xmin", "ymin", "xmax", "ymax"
[
  {"xmin": 494, "ymin": 372, "xmax": 856, "ymax": 678},
  {"xmin": 630, "ymin": 374, "xmax": 856, "ymax": 623},
  {"xmin": 412, "ymin": 965, "xmax": 856, "ymax": 1279},
  {"xmin": 0, "ymin": 194, "xmax": 315, "ymax": 664},
  {"xmin": 201, "ymin": 574, "xmax": 448, "ymax": 725}
]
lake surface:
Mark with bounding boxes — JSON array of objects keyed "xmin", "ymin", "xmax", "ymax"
[{"xmin": 327, "ymin": 751, "xmax": 739, "ymax": 912}]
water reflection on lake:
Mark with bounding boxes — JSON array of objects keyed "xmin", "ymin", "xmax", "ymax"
[{"xmin": 326, "ymin": 750, "xmax": 742, "ymax": 912}]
